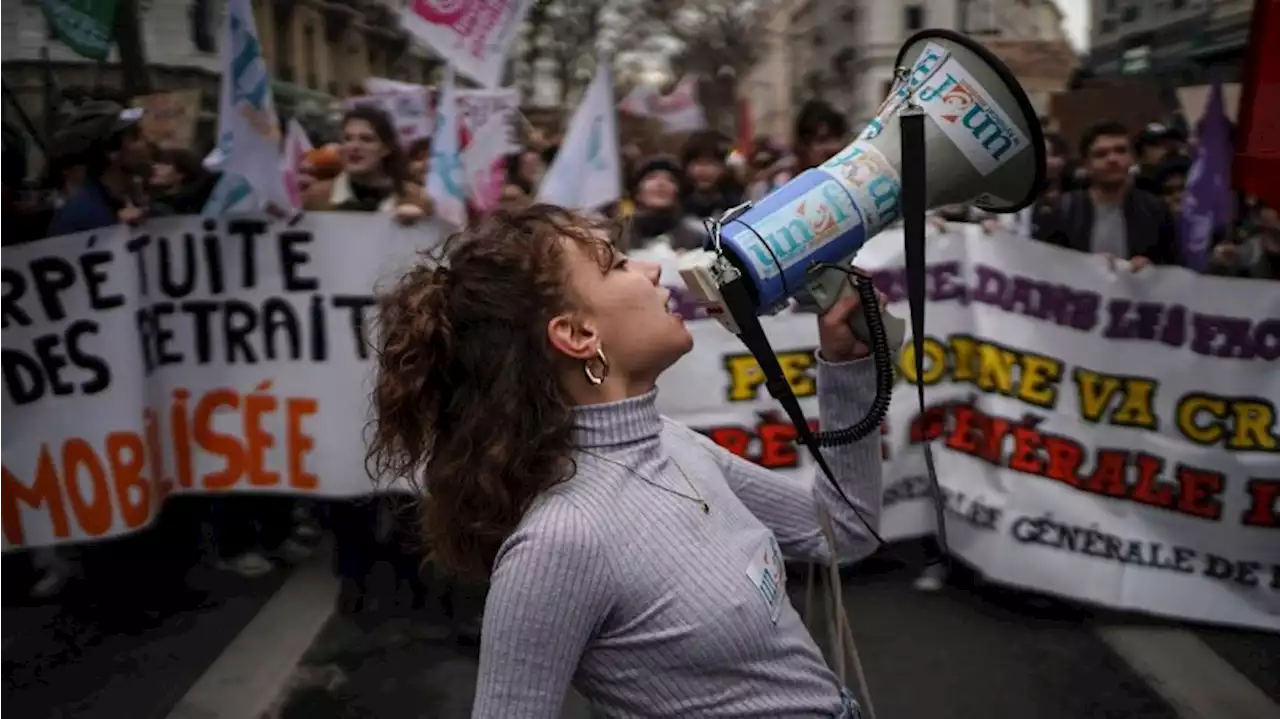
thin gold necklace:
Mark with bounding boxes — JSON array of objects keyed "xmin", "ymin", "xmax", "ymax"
[{"xmin": 582, "ymin": 451, "xmax": 710, "ymax": 515}]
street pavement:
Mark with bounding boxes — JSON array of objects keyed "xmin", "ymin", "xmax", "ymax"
[{"xmin": 4, "ymin": 544, "xmax": 1278, "ymax": 719}]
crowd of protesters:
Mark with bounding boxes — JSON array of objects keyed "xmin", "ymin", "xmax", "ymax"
[{"xmin": 2, "ymin": 90, "xmax": 1275, "ymax": 644}]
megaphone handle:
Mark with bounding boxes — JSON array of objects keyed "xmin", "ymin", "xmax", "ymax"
[
  {"xmin": 831, "ymin": 274, "xmax": 907, "ymax": 352},
  {"xmin": 799, "ymin": 266, "xmax": 906, "ymax": 351}
]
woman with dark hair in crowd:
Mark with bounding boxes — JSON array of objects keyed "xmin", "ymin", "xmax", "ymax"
[
  {"xmin": 495, "ymin": 148, "xmax": 545, "ymax": 211},
  {"xmin": 507, "ymin": 147, "xmax": 546, "ymax": 196},
  {"xmin": 367, "ymin": 204, "xmax": 881, "ymax": 717},
  {"xmin": 302, "ymin": 104, "xmax": 432, "ymax": 219},
  {"xmin": 680, "ymin": 130, "xmax": 742, "ymax": 219},
  {"xmin": 300, "ymin": 105, "xmax": 436, "ymax": 615}
]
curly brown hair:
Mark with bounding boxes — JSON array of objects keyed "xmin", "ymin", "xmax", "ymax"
[{"xmin": 366, "ymin": 204, "xmax": 619, "ymax": 579}]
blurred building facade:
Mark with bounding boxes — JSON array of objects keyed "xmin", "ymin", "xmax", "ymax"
[
  {"xmin": 1085, "ymin": 0, "xmax": 1252, "ymax": 84},
  {"xmin": 964, "ymin": 0, "xmax": 1070, "ymax": 41},
  {"xmin": 1, "ymin": 0, "xmax": 438, "ymax": 150},
  {"xmin": 740, "ymin": 0, "xmax": 808, "ymax": 144},
  {"xmin": 748, "ymin": 0, "xmax": 1067, "ymax": 141}
]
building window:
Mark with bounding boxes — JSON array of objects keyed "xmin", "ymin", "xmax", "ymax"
[
  {"xmin": 274, "ymin": 12, "xmax": 292, "ymax": 75},
  {"xmin": 832, "ymin": 47, "xmax": 855, "ymax": 81},
  {"xmin": 1121, "ymin": 45, "xmax": 1151, "ymax": 74},
  {"xmin": 190, "ymin": 0, "xmax": 216, "ymax": 53},
  {"xmin": 303, "ymin": 23, "xmax": 317, "ymax": 89},
  {"xmin": 1171, "ymin": 0, "xmax": 1185, "ymax": 9},
  {"xmin": 1106, "ymin": 0, "xmax": 1118, "ymax": 12},
  {"xmin": 840, "ymin": 9, "xmax": 857, "ymax": 24},
  {"xmin": 904, "ymin": 5, "xmax": 925, "ymax": 32},
  {"xmin": 813, "ymin": 29, "xmax": 824, "ymax": 46},
  {"xmin": 1101, "ymin": 18, "xmax": 1116, "ymax": 34},
  {"xmin": 1121, "ymin": 5, "xmax": 1139, "ymax": 22}
]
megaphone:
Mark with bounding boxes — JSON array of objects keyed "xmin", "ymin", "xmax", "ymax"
[
  {"xmin": 677, "ymin": 28, "xmax": 1045, "ymax": 550},
  {"xmin": 679, "ymin": 28, "xmax": 1045, "ymax": 332}
]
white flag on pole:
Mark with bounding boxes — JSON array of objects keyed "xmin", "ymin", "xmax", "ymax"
[
  {"xmin": 399, "ymin": 0, "xmax": 535, "ymax": 87},
  {"xmin": 426, "ymin": 65, "xmax": 469, "ymax": 228},
  {"xmin": 537, "ymin": 61, "xmax": 622, "ymax": 210},
  {"xmin": 203, "ymin": 0, "xmax": 290, "ymax": 215}
]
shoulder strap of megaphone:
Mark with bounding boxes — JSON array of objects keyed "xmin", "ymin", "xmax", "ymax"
[{"xmin": 899, "ymin": 109, "xmax": 949, "ymax": 557}]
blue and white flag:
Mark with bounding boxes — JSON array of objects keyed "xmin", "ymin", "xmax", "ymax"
[
  {"xmin": 426, "ymin": 65, "xmax": 468, "ymax": 228},
  {"xmin": 203, "ymin": 0, "xmax": 289, "ymax": 215}
]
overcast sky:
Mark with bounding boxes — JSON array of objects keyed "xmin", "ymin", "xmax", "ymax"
[{"xmin": 1058, "ymin": 0, "xmax": 1091, "ymax": 51}]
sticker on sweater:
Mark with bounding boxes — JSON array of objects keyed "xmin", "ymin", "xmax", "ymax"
[{"xmin": 746, "ymin": 533, "xmax": 786, "ymax": 623}]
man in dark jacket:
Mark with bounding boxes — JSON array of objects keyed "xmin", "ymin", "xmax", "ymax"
[
  {"xmin": 47, "ymin": 101, "xmax": 152, "ymax": 237},
  {"xmin": 1047, "ymin": 121, "xmax": 1181, "ymax": 270}
]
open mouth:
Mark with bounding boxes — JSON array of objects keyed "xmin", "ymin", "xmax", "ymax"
[{"xmin": 662, "ymin": 293, "xmax": 683, "ymax": 320}]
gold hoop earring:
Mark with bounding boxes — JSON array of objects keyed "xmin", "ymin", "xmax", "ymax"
[{"xmin": 584, "ymin": 345, "xmax": 609, "ymax": 386}]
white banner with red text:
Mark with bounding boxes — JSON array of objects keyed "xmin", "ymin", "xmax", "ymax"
[
  {"xmin": 3, "ymin": 217, "xmax": 1277, "ymax": 631},
  {"xmin": 650, "ymin": 228, "xmax": 1279, "ymax": 632}
]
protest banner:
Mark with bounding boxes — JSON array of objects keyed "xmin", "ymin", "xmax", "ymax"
[
  {"xmin": 3, "ymin": 220, "xmax": 1277, "ymax": 631},
  {"xmin": 645, "ymin": 227, "xmax": 1280, "ymax": 632},
  {"xmin": 2, "ymin": 214, "xmax": 440, "ymax": 552}
]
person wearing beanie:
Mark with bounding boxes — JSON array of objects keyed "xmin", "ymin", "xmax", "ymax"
[
  {"xmin": 680, "ymin": 130, "xmax": 742, "ymax": 220},
  {"xmin": 1133, "ymin": 122, "xmax": 1187, "ymax": 196},
  {"xmin": 621, "ymin": 154, "xmax": 707, "ymax": 252}
]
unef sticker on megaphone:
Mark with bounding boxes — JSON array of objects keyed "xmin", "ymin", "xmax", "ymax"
[{"xmin": 916, "ymin": 60, "xmax": 1029, "ymax": 175}]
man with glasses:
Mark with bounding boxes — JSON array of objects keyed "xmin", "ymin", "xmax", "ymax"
[{"xmin": 1050, "ymin": 121, "xmax": 1181, "ymax": 270}]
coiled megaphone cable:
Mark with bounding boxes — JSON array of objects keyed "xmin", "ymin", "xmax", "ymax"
[{"xmin": 808, "ymin": 265, "xmax": 896, "ymax": 449}]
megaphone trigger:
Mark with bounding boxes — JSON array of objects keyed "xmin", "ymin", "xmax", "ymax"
[{"xmin": 799, "ymin": 263, "xmax": 907, "ymax": 353}]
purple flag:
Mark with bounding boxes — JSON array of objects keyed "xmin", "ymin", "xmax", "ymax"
[{"xmin": 1179, "ymin": 82, "xmax": 1233, "ymax": 271}]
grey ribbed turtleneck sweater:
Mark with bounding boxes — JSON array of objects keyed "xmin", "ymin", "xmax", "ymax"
[{"xmin": 472, "ymin": 356, "xmax": 882, "ymax": 718}]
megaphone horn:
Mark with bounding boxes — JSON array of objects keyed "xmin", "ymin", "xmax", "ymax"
[{"xmin": 679, "ymin": 28, "xmax": 1046, "ymax": 326}]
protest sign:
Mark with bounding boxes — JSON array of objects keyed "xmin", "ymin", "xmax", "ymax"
[
  {"xmin": 649, "ymin": 227, "xmax": 1280, "ymax": 632},
  {"xmin": 456, "ymin": 88, "xmax": 520, "ymax": 139},
  {"xmin": 617, "ymin": 77, "xmax": 707, "ymax": 134},
  {"xmin": 3, "ymin": 220, "xmax": 1277, "ymax": 631},
  {"xmin": 399, "ymin": 0, "xmax": 535, "ymax": 87},
  {"xmin": 2, "ymin": 214, "xmax": 440, "ymax": 551}
]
